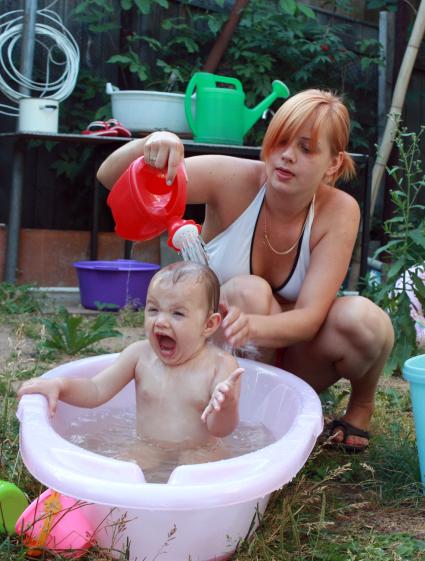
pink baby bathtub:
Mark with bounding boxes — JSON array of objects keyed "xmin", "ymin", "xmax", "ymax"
[{"xmin": 17, "ymin": 354, "xmax": 323, "ymax": 561}]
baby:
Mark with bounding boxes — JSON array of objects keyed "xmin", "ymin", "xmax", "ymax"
[{"xmin": 18, "ymin": 262, "xmax": 244, "ymax": 472}]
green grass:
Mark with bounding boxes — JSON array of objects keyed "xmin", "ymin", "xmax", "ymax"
[{"xmin": 1, "ymin": 302, "xmax": 425, "ymax": 560}]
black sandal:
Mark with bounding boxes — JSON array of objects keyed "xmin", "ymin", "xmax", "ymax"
[{"xmin": 324, "ymin": 419, "xmax": 370, "ymax": 453}]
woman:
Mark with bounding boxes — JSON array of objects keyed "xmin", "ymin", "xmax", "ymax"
[{"xmin": 97, "ymin": 89, "xmax": 394, "ymax": 452}]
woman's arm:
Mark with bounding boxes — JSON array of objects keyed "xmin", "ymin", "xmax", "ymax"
[
  {"xmin": 223, "ymin": 191, "xmax": 361, "ymax": 348},
  {"xmin": 97, "ymin": 132, "xmax": 185, "ymax": 189},
  {"xmin": 97, "ymin": 131, "xmax": 264, "ymax": 233}
]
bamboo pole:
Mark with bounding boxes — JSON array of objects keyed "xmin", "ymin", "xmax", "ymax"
[{"xmin": 370, "ymin": 0, "xmax": 425, "ymax": 216}]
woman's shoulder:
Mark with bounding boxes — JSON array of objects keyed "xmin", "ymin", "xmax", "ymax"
[
  {"xmin": 313, "ymin": 184, "xmax": 360, "ymax": 245},
  {"xmin": 318, "ymin": 183, "xmax": 360, "ymax": 219}
]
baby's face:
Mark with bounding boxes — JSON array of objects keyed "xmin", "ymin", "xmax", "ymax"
[{"xmin": 144, "ymin": 278, "xmax": 212, "ymax": 365}]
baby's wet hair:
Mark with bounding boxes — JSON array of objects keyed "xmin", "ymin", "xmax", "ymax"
[{"xmin": 151, "ymin": 262, "xmax": 220, "ymax": 314}]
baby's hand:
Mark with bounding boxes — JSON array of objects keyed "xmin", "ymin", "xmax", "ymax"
[
  {"xmin": 17, "ymin": 378, "xmax": 62, "ymax": 417},
  {"xmin": 201, "ymin": 367, "xmax": 244, "ymax": 423}
]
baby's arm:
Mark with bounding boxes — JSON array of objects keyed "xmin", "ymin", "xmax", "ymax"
[
  {"xmin": 18, "ymin": 341, "xmax": 145, "ymax": 416},
  {"xmin": 201, "ymin": 357, "xmax": 244, "ymax": 437}
]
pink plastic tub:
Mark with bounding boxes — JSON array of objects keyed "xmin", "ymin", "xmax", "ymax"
[{"xmin": 17, "ymin": 355, "xmax": 323, "ymax": 561}]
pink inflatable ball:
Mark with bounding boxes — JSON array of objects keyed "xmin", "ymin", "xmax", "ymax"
[{"xmin": 15, "ymin": 488, "xmax": 94, "ymax": 558}]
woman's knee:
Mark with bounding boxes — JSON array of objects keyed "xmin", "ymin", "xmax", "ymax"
[
  {"xmin": 222, "ymin": 275, "xmax": 276, "ymax": 314},
  {"xmin": 330, "ymin": 296, "xmax": 394, "ymax": 356}
]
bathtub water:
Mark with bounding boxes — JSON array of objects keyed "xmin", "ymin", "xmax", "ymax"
[
  {"xmin": 17, "ymin": 354, "xmax": 323, "ymax": 561},
  {"xmin": 62, "ymin": 409, "xmax": 275, "ymax": 483}
]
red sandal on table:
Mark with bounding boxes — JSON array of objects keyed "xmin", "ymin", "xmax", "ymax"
[{"xmin": 82, "ymin": 119, "xmax": 132, "ymax": 137}]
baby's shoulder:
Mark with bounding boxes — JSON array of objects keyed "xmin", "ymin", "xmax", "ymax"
[
  {"xmin": 207, "ymin": 344, "xmax": 240, "ymax": 375},
  {"xmin": 121, "ymin": 339, "xmax": 151, "ymax": 361}
]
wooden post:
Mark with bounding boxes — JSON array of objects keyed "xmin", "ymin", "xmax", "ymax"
[{"xmin": 202, "ymin": 0, "xmax": 250, "ymax": 73}]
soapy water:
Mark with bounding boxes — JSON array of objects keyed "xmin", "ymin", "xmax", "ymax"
[{"xmin": 61, "ymin": 409, "xmax": 275, "ymax": 483}]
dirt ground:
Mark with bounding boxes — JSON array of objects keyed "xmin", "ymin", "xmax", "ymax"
[{"xmin": 0, "ymin": 318, "xmax": 142, "ymax": 382}]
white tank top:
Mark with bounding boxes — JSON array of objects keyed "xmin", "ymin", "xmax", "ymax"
[{"xmin": 205, "ymin": 185, "xmax": 315, "ymax": 302}]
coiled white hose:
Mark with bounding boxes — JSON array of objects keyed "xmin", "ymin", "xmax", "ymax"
[{"xmin": 0, "ymin": 6, "xmax": 80, "ymax": 116}]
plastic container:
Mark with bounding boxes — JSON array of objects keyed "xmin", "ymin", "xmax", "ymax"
[
  {"xmin": 17, "ymin": 354, "xmax": 323, "ymax": 561},
  {"xmin": 106, "ymin": 83, "xmax": 192, "ymax": 134},
  {"xmin": 16, "ymin": 488, "xmax": 94, "ymax": 558},
  {"xmin": 107, "ymin": 156, "xmax": 201, "ymax": 250},
  {"xmin": 184, "ymin": 72, "xmax": 289, "ymax": 145},
  {"xmin": 73, "ymin": 260, "xmax": 159, "ymax": 310},
  {"xmin": 18, "ymin": 98, "xmax": 59, "ymax": 133},
  {"xmin": 403, "ymin": 354, "xmax": 425, "ymax": 489},
  {"xmin": 0, "ymin": 481, "xmax": 28, "ymax": 535},
  {"xmin": 107, "ymin": 156, "xmax": 186, "ymax": 242}
]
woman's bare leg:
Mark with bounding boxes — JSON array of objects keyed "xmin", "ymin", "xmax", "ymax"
[
  {"xmin": 281, "ymin": 296, "xmax": 394, "ymax": 448},
  {"xmin": 220, "ymin": 276, "xmax": 394, "ymax": 449}
]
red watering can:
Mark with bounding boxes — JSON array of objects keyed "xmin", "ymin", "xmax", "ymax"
[{"xmin": 107, "ymin": 156, "xmax": 201, "ymax": 251}]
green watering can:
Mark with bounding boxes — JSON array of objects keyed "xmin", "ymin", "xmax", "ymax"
[{"xmin": 184, "ymin": 72, "xmax": 290, "ymax": 145}]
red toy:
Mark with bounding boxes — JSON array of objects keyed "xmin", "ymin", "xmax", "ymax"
[
  {"xmin": 107, "ymin": 156, "xmax": 202, "ymax": 251},
  {"xmin": 82, "ymin": 118, "xmax": 131, "ymax": 137}
]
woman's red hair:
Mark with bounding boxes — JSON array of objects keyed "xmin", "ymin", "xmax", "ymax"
[{"xmin": 261, "ymin": 89, "xmax": 356, "ymax": 184}]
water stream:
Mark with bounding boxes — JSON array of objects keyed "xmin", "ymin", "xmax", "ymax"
[{"xmin": 178, "ymin": 230, "xmax": 209, "ymax": 266}]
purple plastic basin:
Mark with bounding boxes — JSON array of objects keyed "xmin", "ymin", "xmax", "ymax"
[{"xmin": 74, "ymin": 260, "xmax": 160, "ymax": 311}]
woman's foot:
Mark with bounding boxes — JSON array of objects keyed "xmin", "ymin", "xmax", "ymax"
[{"xmin": 325, "ymin": 418, "xmax": 369, "ymax": 452}]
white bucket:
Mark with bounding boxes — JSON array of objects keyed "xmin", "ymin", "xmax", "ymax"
[{"xmin": 18, "ymin": 98, "xmax": 59, "ymax": 133}]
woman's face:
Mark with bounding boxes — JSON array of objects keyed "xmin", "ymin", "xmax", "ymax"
[{"xmin": 265, "ymin": 116, "xmax": 341, "ymax": 197}]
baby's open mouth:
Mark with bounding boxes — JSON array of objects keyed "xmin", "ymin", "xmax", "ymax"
[{"xmin": 156, "ymin": 334, "xmax": 176, "ymax": 355}]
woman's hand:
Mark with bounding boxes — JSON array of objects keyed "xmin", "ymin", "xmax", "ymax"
[
  {"xmin": 143, "ymin": 131, "xmax": 185, "ymax": 185},
  {"xmin": 221, "ymin": 306, "xmax": 252, "ymax": 348},
  {"xmin": 18, "ymin": 378, "xmax": 64, "ymax": 417}
]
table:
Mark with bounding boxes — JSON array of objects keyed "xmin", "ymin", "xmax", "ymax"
[{"xmin": 0, "ymin": 132, "xmax": 370, "ymax": 284}]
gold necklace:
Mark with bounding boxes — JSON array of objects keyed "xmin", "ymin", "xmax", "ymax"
[{"xmin": 263, "ymin": 195, "xmax": 315, "ymax": 256}]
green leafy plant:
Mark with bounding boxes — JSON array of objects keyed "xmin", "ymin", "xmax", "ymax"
[
  {"xmin": 71, "ymin": 0, "xmax": 215, "ymax": 89},
  {"xmin": 70, "ymin": 0, "xmax": 382, "ymax": 151},
  {"xmin": 220, "ymin": 0, "xmax": 382, "ymax": 147},
  {"xmin": 0, "ymin": 284, "xmax": 40, "ymax": 315},
  {"xmin": 117, "ymin": 305, "xmax": 145, "ymax": 328},
  {"xmin": 365, "ymin": 124, "xmax": 425, "ymax": 374},
  {"xmin": 39, "ymin": 307, "xmax": 121, "ymax": 355}
]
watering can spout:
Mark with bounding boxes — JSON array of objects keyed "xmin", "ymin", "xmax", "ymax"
[{"xmin": 243, "ymin": 80, "xmax": 290, "ymax": 135}]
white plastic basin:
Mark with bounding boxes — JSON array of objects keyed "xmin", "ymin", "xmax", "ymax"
[
  {"xmin": 106, "ymin": 83, "xmax": 192, "ymax": 134},
  {"xmin": 17, "ymin": 354, "xmax": 323, "ymax": 561}
]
